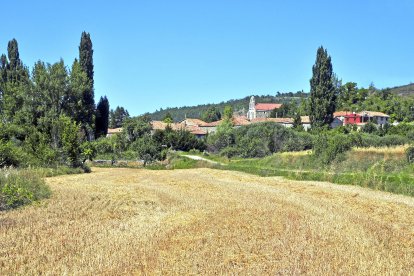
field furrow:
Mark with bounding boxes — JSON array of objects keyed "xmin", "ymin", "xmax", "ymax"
[{"xmin": 1, "ymin": 167, "xmax": 413, "ymax": 275}]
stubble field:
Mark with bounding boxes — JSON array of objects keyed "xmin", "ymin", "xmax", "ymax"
[{"xmin": 1, "ymin": 167, "xmax": 413, "ymax": 274}]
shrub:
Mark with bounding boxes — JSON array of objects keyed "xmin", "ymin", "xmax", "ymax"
[
  {"xmin": 58, "ymin": 115, "xmax": 82, "ymax": 167},
  {"xmin": 361, "ymin": 122, "xmax": 378, "ymax": 134},
  {"xmin": 130, "ymin": 134, "xmax": 161, "ymax": 166},
  {"xmin": 219, "ymin": 147, "xmax": 241, "ymax": 158},
  {"xmin": 0, "ymin": 141, "xmax": 26, "ymax": 167},
  {"xmin": 406, "ymin": 146, "xmax": 414, "ymax": 164},
  {"xmin": 94, "ymin": 137, "xmax": 114, "ymax": 154},
  {"xmin": 0, "ymin": 169, "xmax": 51, "ymax": 211},
  {"xmin": 80, "ymin": 141, "xmax": 97, "ymax": 162},
  {"xmin": 207, "ymin": 120, "xmax": 235, "ymax": 152},
  {"xmin": 313, "ymin": 134, "xmax": 352, "ymax": 165}
]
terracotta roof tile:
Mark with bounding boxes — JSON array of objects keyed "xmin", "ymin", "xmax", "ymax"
[
  {"xmin": 181, "ymin": 118, "xmax": 207, "ymax": 126},
  {"xmin": 359, "ymin": 111, "xmax": 390, "ymax": 117},
  {"xmin": 151, "ymin": 121, "xmax": 183, "ymax": 130},
  {"xmin": 255, "ymin": 103, "xmax": 282, "ymax": 111},
  {"xmin": 250, "ymin": 117, "xmax": 293, "ymax": 124},
  {"xmin": 334, "ymin": 111, "xmax": 353, "ymax": 117},
  {"xmin": 107, "ymin": 128, "xmax": 123, "ymax": 134},
  {"xmin": 200, "ymin": 120, "xmax": 221, "ymax": 127}
]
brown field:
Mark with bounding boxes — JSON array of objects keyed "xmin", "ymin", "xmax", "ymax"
[{"xmin": 1, "ymin": 167, "xmax": 414, "ymax": 275}]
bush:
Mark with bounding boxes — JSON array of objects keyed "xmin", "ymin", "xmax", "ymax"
[
  {"xmin": 0, "ymin": 141, "xmax": 26, "ymax": 167},
  {"xmin": 207, "ymin": 120, "xmax": 235, "ymax": 152},
  {"xmin": 130, "ymin": 134, "xmax": 161, "ymax": 166},
  {"xmin": 212, "ymin": 122, "xmax": 314, "ymax": 158},
  {"xmin": 219, "ymin": 147, "xmax": 241, "ymax": 158},
  {"xmin": 0, "ymin": 168, "xmax": 51, "ymax": 211},
  {"xmin": 313, "ymin": 134, "xmax": 352, "ymax": 165},
  {"xmin": 406, "ymin": 146, "xmax": 414, "ymax": 164},
  {"xmin": 361, "ymin": 122, "xmax": 378, "ymax": 134}
]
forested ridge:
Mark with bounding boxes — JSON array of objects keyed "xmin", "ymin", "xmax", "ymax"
[
  {"xmin": 147, "ymin": 82, "xmax": 414, "ymax": 123},
  {"xmin": 147, "ymin": 92, "xmax": 307, "ymax": 122}
]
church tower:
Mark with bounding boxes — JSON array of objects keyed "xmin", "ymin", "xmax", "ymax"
[{"xmin": 247, "ymin": 96, "xmax": 256, "ymax": 120}]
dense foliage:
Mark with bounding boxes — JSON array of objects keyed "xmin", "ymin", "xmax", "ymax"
[
  {"xmin": 208, "ymin": 122, "xmax": 313, "ymax": 158},
  {"xmin": 94, "ymin": 116, "xmax": 206, "ymax": 165},
  {"xmin": 0, "ymin": 34, "xmax": 108, "ymax": 169},
  {"xmin": 204, "ymin": 119, "xmax": 411, "ymax": 162},
  {"xmin": 201, "ymin": 106, "xmax": 221, "ymax": 122},
  {"xmin": 148, "ymin": 93, "xmax": 307, "ymax": 122},
  {"xmin": 109, "ymin": 106, "xmax": 130, "ymax": 128}
]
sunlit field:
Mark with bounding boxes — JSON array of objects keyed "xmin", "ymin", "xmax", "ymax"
[{"xmin": 1, "ymin": 167, "xmax": 413, "ymax": 274}]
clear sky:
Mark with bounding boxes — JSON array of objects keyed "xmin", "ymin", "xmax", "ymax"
[{"xmin": 1, "ymin": 0, "xmax": 413, "ymax": 116}]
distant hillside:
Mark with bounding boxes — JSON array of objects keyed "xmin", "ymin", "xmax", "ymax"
[
  {"xmin": 147, "ymin": 93, "xmax": 308, "ymax": 122},
  {"xmin": 388, "ymin": 83, "xmax": 414, "ymax": 97}
]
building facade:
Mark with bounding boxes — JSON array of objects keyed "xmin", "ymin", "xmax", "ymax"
[{"xmin": 247, "ymin": 96, "xmax": 282, "ymax": 120}]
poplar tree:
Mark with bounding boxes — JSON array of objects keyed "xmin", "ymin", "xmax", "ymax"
[
  {"xmin": 79, "ymin": 32, "xmax": 95, "ymax": 138},
  {"xmin": 309, "ymin": 46, "xmax": 336, "ymax": 129},
  {"xmin": 2, "ymin": 39, "xmax": 30, "ymax": 123}
]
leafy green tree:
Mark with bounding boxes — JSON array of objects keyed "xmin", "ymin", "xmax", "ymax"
[
  {"xmin": 58, "ymin": 115, "xmax": 82, "ymax": 167},
  {"xmin": 207, "ymin": 120, "xmax": 234, "ymax": 151},
  {"xmin": 66, "ymin": 59, "xmax": 90, "ymax": 123},
  {"xmin": 337, "ymin": 82, "xmax": 358, "ymax": 109},
  {"xmin": 95, "ymin": 96, "xmax": 110, "ymax": 138},
  {"xmin": 201, "ymin": 106, "xmax": 221, "ymax": 122},
  {"xmin": 223, "ymin": 105, "xmax": 233, "ymax": 121},
  {"xmin": 1, "ymin": 39, "xmax": 30, "ymax": 124},
  {"xmin": 80, "ymin": 141, "xmax": 97, "ymax": 162},
  {"xmin": 109, "ymin": 106, "xmax": 130, "ymax": 128},
  {"xmin": 32, "ymin": 60, "xmax": 69, "ymax": 147},
  {"xmin": 292, "ymin": 113, "xmax": 304, "ymax": 131},
  {"xmin": 163, "ymin": 112, "xmax": 173, "ymax": 123},
  {"xmin": 122, "ymin": 116, "xmax": 152, "ymax": 143},
  {"xmin": 130, "ymin": 134, "xmax": 161, "ymax": 166},
  {"xmin": 309, "ymin": 46, "xmax": 336, "ymax": 129}
]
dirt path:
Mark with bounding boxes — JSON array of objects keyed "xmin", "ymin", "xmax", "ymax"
[
  {"xmin": 1, "ymin": 167, "xmax": 413, "ymax": 274},
  {"xmin": 181, "ymin": 154, "xmax": 224, "ymax": 165}
]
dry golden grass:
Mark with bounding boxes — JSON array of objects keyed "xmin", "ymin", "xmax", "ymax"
[
  {"xmin": 1, "ymin": 167, "xmax": 414, "ymax": 274},
  {"xmin": 353, "ymin": 145, "xmax": 409, "ymax": 154}
]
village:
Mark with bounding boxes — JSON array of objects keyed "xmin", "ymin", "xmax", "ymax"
[{"xmin": 107, "ymin": 96, "xmax": 391, "ymax": 138}]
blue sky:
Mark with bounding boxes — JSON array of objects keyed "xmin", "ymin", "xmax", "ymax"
[{"xmin": 1, "ymin": 0, "xmax": 413, "ymax": 116}]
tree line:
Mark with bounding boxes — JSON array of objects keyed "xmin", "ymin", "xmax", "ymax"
[{"xmin": 0, "ymin": 32, "xmax": 111, "ymax": 168}]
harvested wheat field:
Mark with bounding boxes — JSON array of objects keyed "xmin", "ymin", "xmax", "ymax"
[{"xmin": 1, "ymin": 168, "xmax": 414, "ymax": 275}]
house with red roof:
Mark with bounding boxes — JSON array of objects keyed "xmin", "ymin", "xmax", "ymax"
[
  {"xmin": 246, "ymin": 96, "xmax": 282, "ymax": 120},
  {"xmin": 334, "ymin": 111, "xmax": 390, "ymax": 127}
]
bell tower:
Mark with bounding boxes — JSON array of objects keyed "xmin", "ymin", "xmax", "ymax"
[{"xmin": 247, "ymin": 96, "xmax": 256, "ymax": 120}]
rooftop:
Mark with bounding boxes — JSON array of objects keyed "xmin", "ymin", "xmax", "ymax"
[{"xmin": 255, "ymin": 103, "xmax": 282, "ymax": 111}]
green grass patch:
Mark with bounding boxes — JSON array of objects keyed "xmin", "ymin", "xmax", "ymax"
[{"xmin": 217, "ymin": 150, "xmax": 414, "ymax": 197}]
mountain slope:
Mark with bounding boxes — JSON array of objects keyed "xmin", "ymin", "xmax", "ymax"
[{"xmin": 388, "ymin": 83, "xmax": 414, "ymax": 97}]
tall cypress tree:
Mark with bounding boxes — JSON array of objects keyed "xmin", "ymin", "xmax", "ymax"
[
  {"xmin": 78, "ymin": 32, "xmax": 95, "ymax": 139},
  {"xmin": 95, "ymin": 96, "xmax": 110, "ymax": 138},
  {"xmin": 79, "ymin": 32, "xmax": 94, "ymax": 83},
  {"xmin": 309, "ymin": 46, "xmax": 336, "ymax": 129}
]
